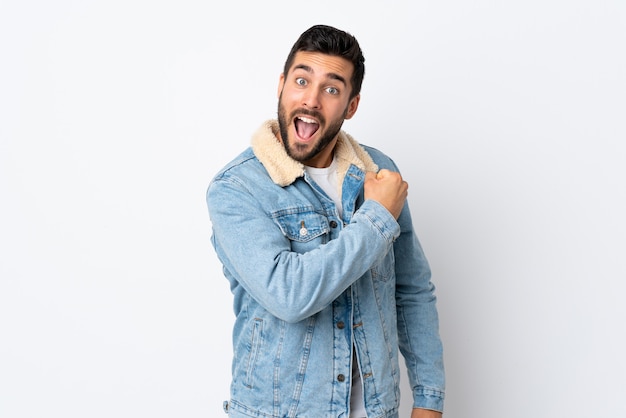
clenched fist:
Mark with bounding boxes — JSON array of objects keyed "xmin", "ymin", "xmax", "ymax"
[{"xmin": 364, "ymin": 169, "xmax": 408, "ymax": 219}]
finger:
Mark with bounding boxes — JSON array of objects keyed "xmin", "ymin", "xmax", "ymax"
[{"xmin": 376, "ymin": 169, "xmax": 390, "ymax": 179}]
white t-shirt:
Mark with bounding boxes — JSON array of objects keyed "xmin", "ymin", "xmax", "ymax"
[
  {"xmin": 304, "ymin": 158, "xmax": 343, "ymax": 218},
  {"xmin": 305, "ymin": 159, "xmax": 367, "ymax": 418},
  {"xmin": 349, "ymin": 351, "xmax": 367, "ymax": 418}
]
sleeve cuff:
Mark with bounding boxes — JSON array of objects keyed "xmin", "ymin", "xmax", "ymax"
[
  {"xmin": 413, "ymin": 388, "xmax": 445, "ymax": 413},
  {"xmin": 356, "ymin": 199, "xmax": 401, "ymax": 242}
]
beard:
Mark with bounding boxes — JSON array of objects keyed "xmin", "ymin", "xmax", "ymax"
[{"xmin": 277, "ymin": 94, "xmax": 348, "ymax": 164}]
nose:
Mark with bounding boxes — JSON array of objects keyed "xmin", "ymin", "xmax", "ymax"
[{"xmin": 302, "ymin": 88, "xmax": 321, "ymax": 109}]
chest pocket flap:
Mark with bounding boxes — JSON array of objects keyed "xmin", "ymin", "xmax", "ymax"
[{"xmin": 274, "ymin": 210, "xmax": 330, "ymax": 243}]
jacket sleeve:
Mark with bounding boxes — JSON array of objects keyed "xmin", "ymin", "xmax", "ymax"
[
  {"xmin": 206, "ymin": 172, "xmax": 400, "ymax": 323},
  {"xmin": 394, "ymin": 190, "xmax": 446, "ymax": 412}
]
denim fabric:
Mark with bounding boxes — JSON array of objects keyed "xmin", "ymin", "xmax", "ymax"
[{"xmin": 207, "ymin": 134, "xmax": 444, "ymax": 417}]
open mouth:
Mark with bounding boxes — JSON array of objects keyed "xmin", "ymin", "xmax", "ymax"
[{"xmin": 294, "ymin": 116, "xmax": 320, "ymax": 141}]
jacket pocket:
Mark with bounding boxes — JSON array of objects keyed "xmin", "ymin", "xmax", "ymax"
[
  {"xmin": 244, "ymin": 318, "xmax": 263, "ymax": 388},
  {"xmin": 273, "ymin": 208, "xmax": 330, "ymax": 250}
]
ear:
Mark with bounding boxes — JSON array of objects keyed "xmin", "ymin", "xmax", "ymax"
[
  {"xmin": 277, "ymin": 73, "xmax": 285, "ymax": 99},
  {"xmin": 344, "ymin": 94, "xmax": 360, "ymax": 120}
]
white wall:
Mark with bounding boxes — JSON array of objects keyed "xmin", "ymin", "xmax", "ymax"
[{"xmin": 1, "ymin": 1, "xmax": 625, "ymax": 417}]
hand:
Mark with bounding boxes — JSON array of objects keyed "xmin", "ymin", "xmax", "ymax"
[
  {"xmin": 364, "ymin": 169, "xmax": 408, "ymax": 219},
  {"xmin": 411, "ymin": 408, "xmax": 442, "ymax": 418}
]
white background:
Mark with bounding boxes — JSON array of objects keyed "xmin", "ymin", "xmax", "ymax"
[{"xmin": 1, "ymin": 1, "xmax": 625, "ymax": 417}]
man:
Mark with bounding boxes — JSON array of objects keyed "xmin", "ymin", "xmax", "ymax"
[{"xmin": 207, "ymin": 25, "xmax": 445, "ymax": 417}]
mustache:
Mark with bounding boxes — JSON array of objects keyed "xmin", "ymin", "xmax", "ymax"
[{"xmin": 291, "ymin": 108, "xmax": 325, "ymax": 124}]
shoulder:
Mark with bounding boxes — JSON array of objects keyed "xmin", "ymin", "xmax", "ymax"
[
  {"xmin": 210, "ymin": 147, "xmax": 263, "ymax": 183},
  {"xmin": 359, "ymin": 144, "xmax": 401, "ymax": 172},
  {"xmin": 207, "ymin": 147, "xmax": 274, "ymax": 200}
]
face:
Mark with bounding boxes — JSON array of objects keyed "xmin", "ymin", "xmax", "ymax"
[{"xmin": 277, "ymin": 51, "xmax": 360, "ymax": 167}]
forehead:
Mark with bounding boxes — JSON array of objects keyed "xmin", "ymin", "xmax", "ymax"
[{"xmin": 288, "ymin": 51, "xmax": 354, "ymax": 81}]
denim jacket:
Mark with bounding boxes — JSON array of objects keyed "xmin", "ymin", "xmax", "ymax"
[{"xmin": 207, "ymin": 120, "xmax": 444, "ymax": 417}]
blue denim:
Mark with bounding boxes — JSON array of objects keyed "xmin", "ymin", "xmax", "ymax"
[{"xmin": 207, "ymin": 121, "xmax": 444, "ymax": 417}]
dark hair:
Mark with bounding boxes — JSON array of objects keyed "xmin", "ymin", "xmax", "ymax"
[{"xmin": 283, "ymin": 25, "xmax": 365, "ymax": 99}]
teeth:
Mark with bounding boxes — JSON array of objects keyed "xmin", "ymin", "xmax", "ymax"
[{"xmin": 298, "ymin": 116, "xmax": 317, "ymax": 124}]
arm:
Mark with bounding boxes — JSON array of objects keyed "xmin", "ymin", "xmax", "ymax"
[
  {"xmin": 394, "ymin": 191, "xmax": 445, "ymax": 412},
  {"xmin": 207, "ymin": 173, "xmax": 401, "ymax": 323}
]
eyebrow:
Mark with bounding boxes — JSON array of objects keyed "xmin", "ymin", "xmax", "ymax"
[{"xmin": 293, "ymin": 64, "xmax": 347, "ymax": 86}]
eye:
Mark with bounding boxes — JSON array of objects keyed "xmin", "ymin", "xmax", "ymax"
[
  {"xmin": 326, "ymin": 86, "xmax": 339, "ymax": 95},
  {"xmin": 295, "ymin": 77, "xmax": 307, "ymax": 86}
]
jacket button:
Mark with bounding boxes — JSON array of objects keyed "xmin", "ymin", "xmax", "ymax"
[
  {"xmin": 337, "ymin": 321, "xmax": 345, "ymax": 329},
  {"xmin": 329, "ymin": 220, "xmax": 338, "ymax": 228},
  {"xmin": 337, "ymin": 374, "xmax": 345, "ymax": 382}
]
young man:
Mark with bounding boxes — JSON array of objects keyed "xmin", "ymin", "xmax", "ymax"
[{"xmin": 207, "ymin": 25, "xmax": 445, "ymax": 418}]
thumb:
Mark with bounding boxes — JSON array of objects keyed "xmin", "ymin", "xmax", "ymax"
[{"xmin": 376, "ymin": 169, "xmax": 392, "ymax": 179}]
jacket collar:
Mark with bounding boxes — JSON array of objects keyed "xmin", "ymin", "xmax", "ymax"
[{"xmin": 251, "ymin": 119, "xmax": 378, "ymax": 187}]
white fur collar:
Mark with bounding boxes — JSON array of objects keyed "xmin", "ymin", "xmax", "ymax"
[{"xmin": 251, "ymin": 119, "xmax": 378, "ymax": 187}]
